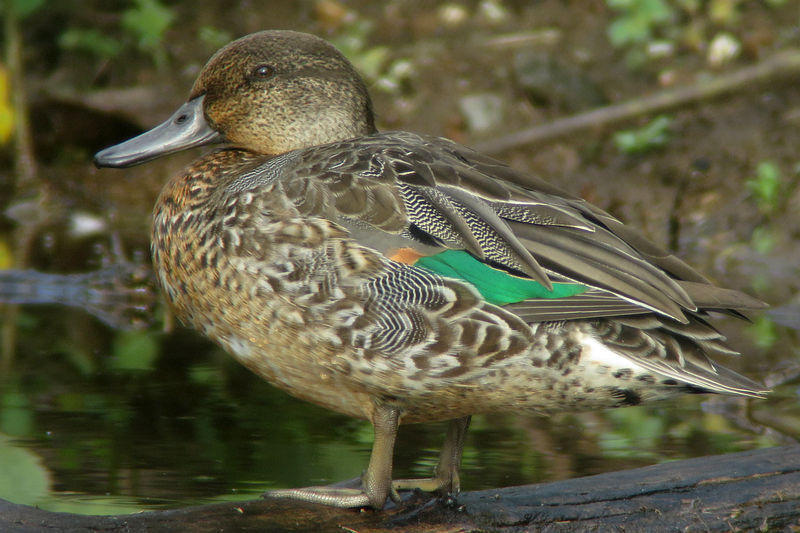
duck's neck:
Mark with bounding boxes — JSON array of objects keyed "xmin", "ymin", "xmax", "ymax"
[{"xmin": 153, "ymin": 148, "xmax": 265, "ymax": 217}]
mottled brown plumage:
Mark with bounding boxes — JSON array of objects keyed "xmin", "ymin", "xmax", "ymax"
[{"xmin": 95, "ymin": 30, "xmax": 768, "ymax": 509}]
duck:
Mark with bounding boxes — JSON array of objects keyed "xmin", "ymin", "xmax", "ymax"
[{"xmin": 94, "ymin": 29, "xmax": 768, "ymax": 510}]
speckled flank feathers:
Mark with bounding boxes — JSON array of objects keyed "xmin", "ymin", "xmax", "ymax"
[{"xmin": 96, "ymin": 30, "xmax": 768, "ymax": 509}]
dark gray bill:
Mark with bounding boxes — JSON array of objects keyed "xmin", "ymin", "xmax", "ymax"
[{"xmin": 94, "ymin": 95, "xmax": 223, "ymax": 168}]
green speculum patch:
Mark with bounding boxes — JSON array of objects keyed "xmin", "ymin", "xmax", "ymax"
[{"xmin": 415, "ymin": 249, "xmax": 588, "ymax": 305}]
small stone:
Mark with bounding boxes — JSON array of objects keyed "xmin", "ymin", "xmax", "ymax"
[
  {"xmin": 478, "ymin": 0, "xmax": 509, "ymax": 24},
  {"xmin": 646, "ymin": 40, "xmax": 675, "ymax": 59},
  {"xmin": 707, "ymin": 33, "xmax": 741, "ymax": 68},
  {"xmin": 438, "ymin": 3, "xmax": 469, "ymax": 27},
  {"xmin": 458, "ymin": 94, "xmax": 504, "ymax": 133}
]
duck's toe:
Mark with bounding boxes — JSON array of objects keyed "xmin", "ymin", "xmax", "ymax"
[{"xmin": 265, "ymin": 486, "xmax": 376, "ymax": 509}]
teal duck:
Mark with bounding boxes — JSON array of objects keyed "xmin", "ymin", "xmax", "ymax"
[{"xmin": 95, "ymin": 30, "xmax": 768, "ymax": 509}]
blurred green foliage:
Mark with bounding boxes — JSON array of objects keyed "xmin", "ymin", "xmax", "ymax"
[
  {"xmin": 600, "ymin": 405, "xmax": 665, "ymax": 459},
  {"xmin": 746, "ymin": 161, "xmax": 783, "ymax": 216},
  {"xmin": 60, "ymin": 29, "xmax": 123, "ymax": 60},
  {"xmin": 613, "ymin": 115, "xmax": 672, "ymax": 154},
  {"xmin": 745, "ymin": 160, "xmax": 796, "ymax": 261},
  {"xmin": 198, "ymin": 26, "xmax": 233, "ymax": 51},
  {"xmin": 110, "ymin": 330, "xmax": 159, "ymax": 371},
  {"xmin": 607, "ymin": 0, "xmax": 674, "ymax": 48},
  {"xmin": 55, "ymin": 0, "xmax": 175, "ymax": 67},
  {"xmin": 748, "ymin": 315, "xmax": 779, "ymax": 349},
  {"xmin": 5, "ymin": 0, "xmax": 46, "ymax": 19},
  {"xmin": 749, "ymin": 226, "xmax": 777, "ymax": 256},
  {"xmin": 742, "ymin": 160, "xmax": 796, "ymax": 349},
  {"xmin": 329, "ymin": 17, "xmax": 413, "ymax": 94},
  {"xmin": 0, "ymin": 434, "xmax": 51, "ymax": 506},
  {"xmin": 0, "ymin": 389, "xmax": 33, "ymax": 436},
  {"xmin": 121, "ymin": 0, "xmax": 174, "ymax": 68},
  {"xmin": 603, "ymin": 0, "xmax": 797, "ymax": 68},
  {"xmin": 606, "ymin": 0, "xmax": 676, "ymax": 66}
]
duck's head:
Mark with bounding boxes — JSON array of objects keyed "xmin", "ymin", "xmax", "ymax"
[{"xmin": 95, "ymin": 30, "xmax": 376, "ymax": 167}]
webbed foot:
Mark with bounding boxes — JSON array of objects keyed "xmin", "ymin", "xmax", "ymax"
[
  {"xmin": 264, "ymin": 413, "xmax": 471, "ymax": 509},
  {"xmin": 265, "ymin": 485, "xmax": 400, "ymax": 508}
]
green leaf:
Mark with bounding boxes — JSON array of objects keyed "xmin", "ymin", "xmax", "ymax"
[
  {"xmin": 59, "ymin": 29, "xmax": 122, "ymax": 59},
  {"xmin": 353, "ymin": 46, "xmax": 389, "ymax": 80},
  {"xmin": 614, "ymin": 115, "xmax": 672, "ymax": 154},
  {"xmin": 121, "ymin": 0, "xmax": 174, "ymax": 53},
  {"xmin": 639, "ymin": 0, "xmax": 673, "ymax": 22},
  {"xmin": 606, "ymin": 0, "xmax": 675, "ymax": 48},
  {"xmin": 608, "ymin": 16, "xmax": 651, "ymax": 47},
  {"xmin": 750, "ymin": 226, "xmax": 776, "ymax": 255},
  {"xmin": 746, "ymin": 161, "xmax": 782, "ymax": 214}
]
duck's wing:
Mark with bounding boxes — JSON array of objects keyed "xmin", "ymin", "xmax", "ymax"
[
  {"xmin": 591, "ymin": 314, "xmax": 768, "ymax": 397},
  {"xmin": 283, "ymin": 131, "xmax": 764, "ymax": 323},
  {"xmin": 504, "ymin": 281, "xmax": 765, "ymax": 323}
]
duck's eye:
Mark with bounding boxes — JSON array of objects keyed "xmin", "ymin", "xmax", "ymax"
[{"xmin": 250, "ymin": 64, "xmax": 275, "ymax": 80}]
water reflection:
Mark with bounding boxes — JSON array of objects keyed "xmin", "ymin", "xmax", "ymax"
[
  {"xmin": 0, "ymin": 265, "xmax": 156, "ymax": 330},
  {"xmin": 0, "ymin": 298, "xmax": 794, "ymax": 515}
]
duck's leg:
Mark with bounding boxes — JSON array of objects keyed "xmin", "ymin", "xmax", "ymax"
[
  {"xmin": 392, "ymin": 415, "xmax": 471, "ymax": 495},
  {"xmin": 266, "ymin": 403, "xmax": 401, "ymax": 509}
]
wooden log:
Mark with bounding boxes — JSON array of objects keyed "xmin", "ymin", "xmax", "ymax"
[{"xmin": 2, "ymin": 445, "xmax": 799, "ymax": 532}]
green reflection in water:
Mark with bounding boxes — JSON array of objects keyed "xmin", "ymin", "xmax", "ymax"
[
  {"xmin": 0, "ymin": 433, "xmax": 52, "ymax": 506},
  {"xmin": 0, "ymin": 306, "xmax": 794, "ymax": 515}
]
